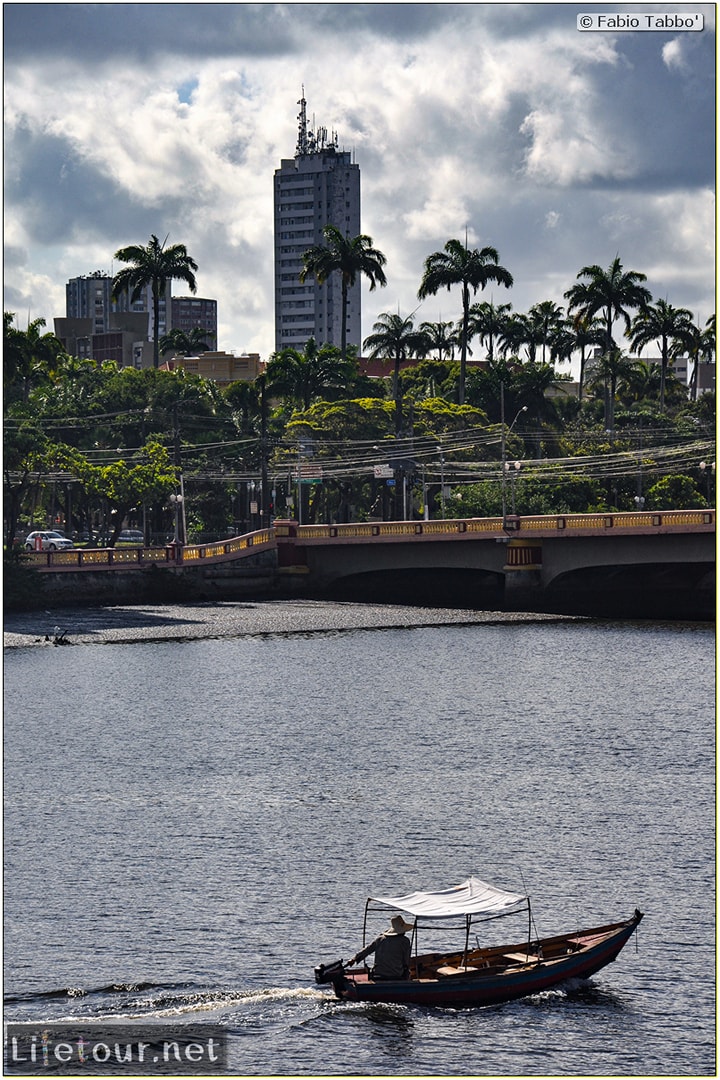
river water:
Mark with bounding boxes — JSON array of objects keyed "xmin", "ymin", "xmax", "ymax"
[{"xmin": 3, "ymin": 601, "xmax": 715, "ymax": 1076}]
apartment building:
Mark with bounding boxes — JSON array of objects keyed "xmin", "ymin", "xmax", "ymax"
[{"xmin": 274, "ymin": 93, "xmax": 361, "ymax": 353}]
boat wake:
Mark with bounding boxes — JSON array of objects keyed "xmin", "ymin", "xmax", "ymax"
[{"xmin": 5, "ymin": 982, "xmax": 329, "ymax": 1024}]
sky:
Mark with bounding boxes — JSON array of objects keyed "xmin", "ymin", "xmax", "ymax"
[{"xmin": 4, "ymin": 2, "xmax": 716, "ymax": 362}]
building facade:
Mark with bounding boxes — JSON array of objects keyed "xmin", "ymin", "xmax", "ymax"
[
  {"xmin": 170, "ymin": 296, "xmax": 217, "ymax": 347},
  {"xmin": 65, "ymin": 272, "xmax": 172, "ymax": 341},
  {"xmin": 62, "ymin": 273, "xmax": 218, "ymax": 367},
  {"xmin": 274, "ymin": 93, "xmax": 361, "ymax": 353},
  {"xmin": 161, "ymin": 351, "xmax": 260, "ymax": 386}
]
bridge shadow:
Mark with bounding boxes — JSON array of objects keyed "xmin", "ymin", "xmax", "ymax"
[
  {"xmin": 324, "ymin": 568, "xmax": 506, "ymax": 610},
  {"xmin": 4, "ymin": 605, "xmax": 209, "ymax": 641}
]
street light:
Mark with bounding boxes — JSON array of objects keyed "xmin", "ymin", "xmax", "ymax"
[
  {"xmin": 505, "ymin": 460, "xmax": 522, "ymax": 515},
  {"xmin": 699, "ymin": 461, "xmax": 716, "ymax": 503},
  {"xmin": 436, "ymin": 445, "xmax": 446, "ymax": 518},
  {"xmin": 500, "ymin": 382, "xmax": 527, "ymax": 528},
  {"xmin": 169, "ymin": 493, "xmax": 184, "ymax": 545}
]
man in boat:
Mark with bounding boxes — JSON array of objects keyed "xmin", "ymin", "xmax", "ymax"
[{"xmin": 348, "ymin": 915, "xmax": 414, "ymax": 980}]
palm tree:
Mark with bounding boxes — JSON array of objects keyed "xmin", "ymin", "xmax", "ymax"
[
  {"xmin": 629, "ymin": 299, "xmax": 697, "ymax": 410},
  {"xmin": 587, "ymin": 348, "xmax": 636, "ymax": 430},
  {"xmin": 564, "ymin": 256, "xmax": 652, "ymax": 356},
  {"xmin": 560, "ymin": 314, "xmax": 606, "ymax": 402},
  {"xmin": 466, "ymin": 301, "xmax": 513, "ymax": 363},
  {"xmin": 418, "ymin": 320, "xmax": 458, "ymax": 362},
  {"xmin": 687, "ymin": 314, "xmax": 716, "ymax": 400},
  {"xmin": 4, "ymin": 314, "xmax": 66, "ymax": 402},
  {"xmin": 300, "ymin": 225, "xmax": 387, "ymax": 362},
  {"xmin": 501, "ymin": 311, "xmax": 544, "ymax": 364},
  {"xmin": 159, "ymin": 326, "xmax": 215, "ymax": 357},
  {"xmin": 112, "ymin": 235, "xmax": 199, "ymax": 368},
  {"xmin": 266, "ymin": 337, "xmax": 356, "ymax": 411},
  {"xmin": 527, "ymin": 301, "xmax": 565, "ymax": 364},
  {"xmin": 418, "ymin": 239, "xmax": 513, "ymax": 405},
  {"xmin": 363, "ymin": 312, "xmax": 428, "ymax": 434}
]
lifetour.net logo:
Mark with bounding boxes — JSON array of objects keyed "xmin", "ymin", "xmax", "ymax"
[{"xmin": 4, "ymin": 1023, "xmax": 228, "ymax": 1075}]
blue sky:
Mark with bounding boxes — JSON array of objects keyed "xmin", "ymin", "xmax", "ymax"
[{"xmin": 4, "ymin": 3, "xmax": 716, "ymax": 358}]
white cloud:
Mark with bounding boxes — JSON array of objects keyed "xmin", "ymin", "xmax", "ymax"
[
  {"xmin": 3, "ymin": 4, "xmax": 715, "ymax": 357},
  {"xmin": 662, "ymin": 37, "xmax": 689, "ymax": 71}
]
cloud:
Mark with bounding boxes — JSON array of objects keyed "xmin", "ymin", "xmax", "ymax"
[
  {"xmin": 3, "ymin": 4, "xmax": 716, "ymax": 356},
  {"xmin": 662, "ymin": 37, "xmax": 689, "ymax": 71}
]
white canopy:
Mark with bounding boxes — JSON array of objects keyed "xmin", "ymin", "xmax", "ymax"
[{"xmin": 368, "ymin": 876, "xmax": 528, "ymax": 920}]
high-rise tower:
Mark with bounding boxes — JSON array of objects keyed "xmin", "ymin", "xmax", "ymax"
[{"xmin": 273, "ymin": 92, "xmax": 361, "ymax": 353}]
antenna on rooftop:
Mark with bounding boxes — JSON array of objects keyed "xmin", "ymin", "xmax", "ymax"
[{"xmin": 296, "ymin": 87, "xmax": 309, "ymax": 156}]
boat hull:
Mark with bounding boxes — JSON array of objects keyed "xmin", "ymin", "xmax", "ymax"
[{"xmin": 332, "ymin": 911, "xmax": 642, "ymax": 1008}]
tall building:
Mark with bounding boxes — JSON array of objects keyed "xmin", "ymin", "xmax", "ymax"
[
  {"xmin": 170, "ymin": 296, "xmax": 217, "ymax": 347},
  {"xmin": 274, "ymin": 93, "xmax": 361, "ymax": 353},
  {"xmin": 62, "ymin": 272, "xmax": 218, "ymax": 366},
  {"xmin": 65, "ymin": 271, "xmax": 115, "ymax": 335},
  {"xmin": 65, "ymin": 271, "xmax": 171, "ymax": 341}
]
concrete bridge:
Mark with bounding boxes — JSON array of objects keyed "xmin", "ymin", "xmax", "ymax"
[{"xmin": 19, "ymin": 509, "xmax": 715, "ymax": 620}]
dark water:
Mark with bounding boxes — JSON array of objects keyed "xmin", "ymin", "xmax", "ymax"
[{"xmin": 4, "ymin": 609, "xmax": 715, "ymax": 1075}]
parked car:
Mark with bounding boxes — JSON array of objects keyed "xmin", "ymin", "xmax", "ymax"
[
  {"xmin": 25, "ymin": 530, "xmax": 75, "ymax": 551},
  {"xmin": 117, "ymin": 529, "xmax": 145, "ymax": 545}
]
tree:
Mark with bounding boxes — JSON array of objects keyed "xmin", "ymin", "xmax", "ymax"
[
  {"xmin": 629, "ymin": 299, "xmax": 697, "ymax": 411},
  {"xmin": 112, "ymin": 235, "xmax": 198, "ymax": 368},
  {"xmin": 559, "ymin": 314, "xmax": 606, "ymax": 401},
  {"xmin": 564, "ymin": 256, "xmax": 652, "ymax": 355},
  {"xmin": 466, "ymin": 301, "xmax": 513, "ymax": 363},
  {"xmin": 646, "ymin": 474, "xmax": 707, "ymax": 510},
  {"xmin": 266, "ymin": 337, "xmax": 356, "ymax": 411},
  {"xmin": 300, "ymin": 225, "xmax": 387, "ymax": 361},
  {"xmin": 3, "ymin": 418, "xmax": 49, "ymax": 547},
  {"xmin": 688, "ymin": 314, "xmax": 716, "ymax": 401},
  {"xmin": 586, "ymin": 348, "xmax": 636, "ymax": 430},
  {"xmin": 527, "ymin": 301, "xmax": 565, "ymax": 364},
  {"xmin": 60, "ymin": 438, "xmax": 178, "ymax": 546},
  {"xmin": 363, "ymin": 312, "xmax": 428, "ymax": 434},
  {"xmin": 159, "ymin": 326, "xmax": 215, "ymax": 357},
  {"xmin": 418, "ymin": 239, "xmax": 513, "ymax": 406},
  {"xmin": 418, "ymin": 320, "xmax": 458, "ymax": 362},
  {"xmin": 4, "ymin": 313, "xmax": 67, "ymax": 403}
]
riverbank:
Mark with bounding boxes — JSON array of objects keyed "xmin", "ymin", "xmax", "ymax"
[{"xmin": 3, "ymin": 599, "xmax": 579, "ymax": 649}]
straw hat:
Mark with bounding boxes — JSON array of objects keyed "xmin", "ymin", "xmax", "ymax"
[{"xmin": 388, "ymin": 914, "xmax": 414, "ymax": 935}]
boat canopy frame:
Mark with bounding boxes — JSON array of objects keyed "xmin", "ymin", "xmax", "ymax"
[{"xmin": 361, "ymin": 876, "xmax": 533, "ymax": 967}]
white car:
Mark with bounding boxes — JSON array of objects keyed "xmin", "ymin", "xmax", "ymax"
[{"xmin": 25, "ymin": 530, "xmax": 75, "ymax": 551}]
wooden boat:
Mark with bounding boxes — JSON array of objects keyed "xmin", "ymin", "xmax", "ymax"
[{"xmin": 315, "ymin": 877, "xmax": 643, "ymax": 1008}]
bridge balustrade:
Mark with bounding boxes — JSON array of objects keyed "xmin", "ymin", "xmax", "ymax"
[{"xmin": 19, "ymin": 511, "xmax": 713, "ymax": 573}]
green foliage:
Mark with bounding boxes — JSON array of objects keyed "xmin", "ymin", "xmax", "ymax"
[
  {"xmin": 399, "ymin": 358, "xmax": 459, "ymax": 400},
  {"xmin": 451, "ymin": 472, "xmax": 606, "ymax": 519},
  {"xmin": 646, "ymin": 474, "xmax": 708, "ymax": 510},
  {"xmin": 56, "ymin": 439, "xmax": 178, "ymax": 544},
  {"xmin": 112, "ymin": 235, "xmax": 198, "ymax": 367}
]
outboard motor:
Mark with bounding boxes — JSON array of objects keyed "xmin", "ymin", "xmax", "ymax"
[{"xmin": 314, "ymin": 959, "xmax": 346, "ymax": 985}]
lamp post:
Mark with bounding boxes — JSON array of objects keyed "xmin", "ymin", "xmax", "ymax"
[
  {"xmin": 506, "ymin": 460, "xmax": 522, "ymax": 515},
  {"xmin": 436, "ymin": 445, "xmax": 446, "ymax": 518},
  {"xmin": 169, "ymin": 492, "xmax": 184, "ymax": 547},
  {"xmin": 500, "ymin": 382, "xmax": 527, "ymax": 529},
  {"xmin": 699, "ymin": 461, "xmax": 715, "ymax": 503}
]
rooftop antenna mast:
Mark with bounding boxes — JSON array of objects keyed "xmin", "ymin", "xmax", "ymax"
[{"xmin": 296, "ymin": 86, "xmax": 309, "ymax": 156}]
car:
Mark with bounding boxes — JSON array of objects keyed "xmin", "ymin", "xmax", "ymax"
[
  {"xmin": 117, "ymin": 529, "xmax": 145, "ymax": 545},
  {"xmin": 25, "ymin": 530, "xmax": 75, "ymax": 551}
]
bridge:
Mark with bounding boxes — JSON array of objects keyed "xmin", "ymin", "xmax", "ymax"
[{"xmin": 19, "ymin": 509, "xmax": 715, "ymax": 620}]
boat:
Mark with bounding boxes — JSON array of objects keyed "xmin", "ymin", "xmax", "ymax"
[{"xmin": 314, "ymin": 876, "xmax": 643, "ymax": 1008}]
